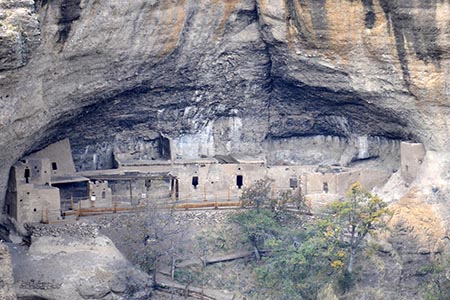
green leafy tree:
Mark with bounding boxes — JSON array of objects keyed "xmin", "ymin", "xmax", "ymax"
[
  {"xmin": 241, "ymin": 178, "xmax": 309, "ymax": 214},
  {"xmin": 278, "ymin": 187, "xmax": 310, "ymax": 214},
  {"xmin": 420, "ymin": 256, "xmax": 450, "ymax": 300},
  {"xmin": 326, "ymin": 182, "xmax": 390, "ymax": 274},
  {"xmin": 231, "ymin": 209, "xmax": 281, "ymax": 260},
  {"xmin": 239, "ymin": 182, "xmax": 390, "ymax": 299},
  {"xmin": 255, "ymin": 225, "xmax": 340, "ymax": 299},
  {"xmin": 240, "ymin": 178, "xmax": 272, "ymax": 213}
]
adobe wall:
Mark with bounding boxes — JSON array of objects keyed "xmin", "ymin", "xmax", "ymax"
[
  {"xmin": 118, "ymin": 162, "xmax": 390, "ymax": 203},
  {"xmin": 174, "ymin": 163, "xmax": 266, "ymax": 202},
  {"xmin": 400, "ymin": 142, "xmax": 426, "ymax": 183},
  {"xmin": 5, "ymin": 168, "xmax": 17, "ymax": 220},
  {"xmin": 15, "ymin": 184, "xmax": 60, "ymax": 224},
  {"xmin": 12, "ymin": 159, "xmax": 52, "ymax": 186},
  {"xmin": 304, "ymin": 169, "xmax": 390, "ymax": 196},
  {"xmin": 26, "ymin": 138, "xmax": 76, "ymax": 176},
  {"xmin": 108, "ymin": 178, "xmax": 171, "ymax": 204},
  {"xmin": 5, "ymin": 161, "xmax": 59, "ymax": 223},
  {"xmin": 88, "ymin": 181, "xmax": 112, "ymax": 207}
]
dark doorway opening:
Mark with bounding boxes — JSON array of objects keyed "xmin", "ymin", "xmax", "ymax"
[
  {"xmin": 323, "ymin": 182, "xmax": 329, "ymax": 193},
  {"xmin": 52, "ymin": 162, "xmax": 58, "ymax": 171},
  {"xmin": 192, "ymin": 176, "xmax": 199, "ymax": 189},
  {"xmin": 236, "ymin": 175, "xmax": 243, "ymax": 189},
  {"xmin": 171, "ymin": 178, "xmax": 179, "ymax": 200},
  {"xmin": 24, "ymin": 168, "xmax": 31, "ymax": 183}
]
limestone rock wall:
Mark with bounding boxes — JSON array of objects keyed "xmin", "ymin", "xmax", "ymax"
[
  {"xmin": 0, "ymin": 0, "xmax": 450, "ymax": 211},
  {"xmin": 0, "ymin": 241, "xmax": 17, "ymax": 300}
]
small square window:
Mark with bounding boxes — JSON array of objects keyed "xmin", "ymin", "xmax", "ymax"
[{"xmin": 290, "ymin": 178, "xmax": 298, "ymax": 189}]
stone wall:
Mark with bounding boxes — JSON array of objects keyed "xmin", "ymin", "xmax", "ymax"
[
  {"xmin": 5, "ymin": 160, "xmax": 60, "ymax": 224},
  {"xmin": 14, "ymin": 183, "xmax": 60, "ymax": 224},
  {"xmin": 26, "ymin": 138, "xmax": 76, "ymax": 176},
  {"xmin": 88, "ymin": 180, "xmax": 112, "ymax": 207}
]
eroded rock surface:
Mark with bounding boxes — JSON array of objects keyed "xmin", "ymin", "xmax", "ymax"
[
  {"xmin": 10, "ymin": 227, "xmax": 152, "ymax": 300},
  {"xmin": 0, "ymin": 0, "xmax": 449, "ymax": 202},
  {"xmin": 0, "ymin": 241, "xmax": 17, "ymax": 300}
]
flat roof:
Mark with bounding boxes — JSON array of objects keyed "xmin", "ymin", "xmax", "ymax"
[
  {"xmin": 119, "ymin": 159, "xmax": 173, "ymax": 167},
  {"xmin": 173, "ymin": 157, "xmax": 218, "ymax": 165},
  {"xmin": 51, "ymin": 175, "xmax": 89, "ymax": 184},
  {"xmin": 214, "ymin": 155, "xmax": 239, "ymax": 164},
  {"xmin": 229, "ymin": 154, "xmax": 266, "ymax": 164},
  {"xmin": 79, "ymin": 169, "xmax": 173, "ymax": 180}
]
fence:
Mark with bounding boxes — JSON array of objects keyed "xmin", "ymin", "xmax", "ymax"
[{"xmin": 40, "ymin": 186, "xmax": 310, "ymax": 224}]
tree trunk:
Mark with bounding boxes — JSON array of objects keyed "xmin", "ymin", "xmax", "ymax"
[
  {"xmin": 171, "ymin": 256, "xmax": 176, "ymax": 279},
  {"xmin": 347, "ymin": 248, "xmax": 356, "ymax": 273},
  {"xmin": 254, "ymin": 246, "xmax": 261, "ymax": 260},
  {"xmin": 152, "ymin": 269, "xmax": 157, "ymax": 288}
]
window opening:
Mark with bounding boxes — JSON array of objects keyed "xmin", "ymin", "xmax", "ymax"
[
  {"xmin": 192, "ymin": 176, "xmax": 199, "ymax": 189},
  {"xmin": 51, "ymin": 162, "xmax": 58, "ymax": 171},
  {"xmin": 236, "ymin": 175, "xmax": 243, "ymax": 189},
  {"xmin": 24, "ymin": 168, "xmax": 31, "ymax": 183},
  {"xmin": 290, "ymin": 177, "xmax": 298, "ymax": 189},
  {"xmin": 323, "ymin": 182, "xmax": 329, "ymax": 194},
  {"xmin": 102, "ymin": 191, "xmax": 106, "ymax": 199}
]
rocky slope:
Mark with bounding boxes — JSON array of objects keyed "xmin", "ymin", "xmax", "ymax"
[
  {"xmin": 11, "ymin": 223, "xmax": 152, "ymax": 300},
  {"xmin": 0, "ymin": 241, "xmax": 16, "ymax": 300}
]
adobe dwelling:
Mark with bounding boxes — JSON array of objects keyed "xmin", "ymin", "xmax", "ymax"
[
  {"xmin": 5, "ymin": 138, "xmax": 425, "ymax": 224},
  {"xmin": 115, "ymin": 154, "xmax": 391, "ymax": 206},
  {"xmin": 4, "ymin": 139, "xmax": 113, "ymax": 224},
  {"xmin": 5, "ymin": 158, "xmax": 61, "ymax": 224},
  {"xmin": 79, "ymin": 169, "xmax": 174, "ymax": 206}
]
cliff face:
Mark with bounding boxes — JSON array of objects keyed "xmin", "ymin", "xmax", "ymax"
[{"xmin": 0, "ymin": 0, "xmax": 450, "ymax": 201}]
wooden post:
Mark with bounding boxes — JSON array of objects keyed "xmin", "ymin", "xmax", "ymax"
[
  {"xmin": 214, "ymin": 192, "xmax": 218, "ymax": 209},
  {"xmin": 76, "ymin": 201, "xmax": 81, "ymax": 220},
  {"xmin": 113, "ymin": 197, "xmax": 117, "ymax": 213},
  {"xmin": 46, "ymin": 208, "xmax": 49, "ymax": 224},
  {"xmin": 41, "ymin": 208, "xmax": 44, "ymax": 223},
  {"xmin": 129, "ymin": 180, "xmax": 133, "ymax": 204},
  {"xmin": 203, "ymin": 185, "xmax": 207, "ymax": 202}
]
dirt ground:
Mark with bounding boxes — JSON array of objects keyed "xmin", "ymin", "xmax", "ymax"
[{"xmin": 96, "ymin": 208, "xmax": 257, "ymax": 299}]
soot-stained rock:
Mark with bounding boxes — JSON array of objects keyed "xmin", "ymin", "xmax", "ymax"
[{"xmin": 1, "ymin": 0, "xmax": 450, "ymax": 216}]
